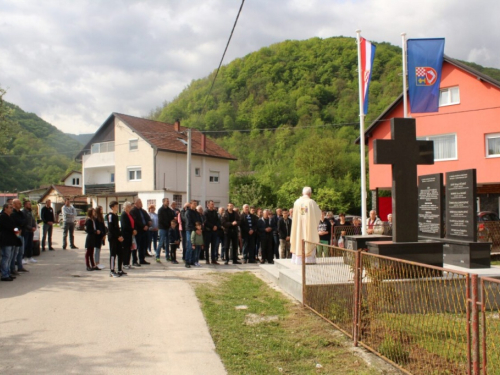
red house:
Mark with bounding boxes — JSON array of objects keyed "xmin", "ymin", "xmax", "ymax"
[{"xmin": 361, "ymin": 56, "xmax": 500, "ymax": 217}]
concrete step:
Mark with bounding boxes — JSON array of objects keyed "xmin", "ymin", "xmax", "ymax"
[
  {"xmin": 279, "ymin": 268, "xmax": 303, "ymax": 303},
  {"xmin": 260, "ymin": 263, "xmax": 280, "ymax": 284},
  {"xmin": 260, "ymin": 260, "xmax": 304, "ymax": 303}
]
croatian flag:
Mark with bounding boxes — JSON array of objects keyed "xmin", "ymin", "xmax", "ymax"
[
  {"xmin": 359, "ymin": 37, "xmax": 376, "ymax": 115},
  {"xmin": 407, "ymin": 38, "xmax": 445, "ymax": 113}
]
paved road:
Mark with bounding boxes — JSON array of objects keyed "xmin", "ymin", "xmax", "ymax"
[{"xmin": 0, "ymin": 227, "xmax": 229, "ymax": 375}]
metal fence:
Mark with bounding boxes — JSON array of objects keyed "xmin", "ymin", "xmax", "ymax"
[
  {"xmin": 301, "ymin": 240, "xmax": 500, "ymax": 375},
  {"xmin": 478, "ymin": 222, "xmax": 500, "ymax": 253}
]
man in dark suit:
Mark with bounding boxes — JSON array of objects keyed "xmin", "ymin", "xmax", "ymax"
[
  {"xmin": 41, "ymin": 199, "xmax": 55, "ymax": 251},
  {"xmin": 203, "ymin": 200, "xmax": 221, "ymax": 264},
  {"xmin": 278, "ymin": 208, "xmax": 292, "ymax": 259},
  {"xmin": 270, "ymin": 208, "xmax": 281, "ymax": 259},
  {"xmin": 107, "ymin": 201, "xmax": 124, "ymax": 277},
  {"xmin": 239, "ymin": 204, "xmax": 258, "ymax": 264},
  {"xmin": 130, "ymin": 198, "xmax": 152, "ymax": 265},
  {"xmin": 257, "ymin": 209, "xmax": 274, "ymax": 264},
  {"xmin": 221, "ymin": 203, "xmax": 240, "ymax": 265}
]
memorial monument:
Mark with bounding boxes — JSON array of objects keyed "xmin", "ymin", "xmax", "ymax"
[{"xmin": 365, "ymin": 118, "xmax": 444, "ymax": 267}]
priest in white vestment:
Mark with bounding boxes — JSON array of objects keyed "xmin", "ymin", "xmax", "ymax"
[{"xmin": 290, "ymin": 187, "xmax": 322, "ymax": 264}]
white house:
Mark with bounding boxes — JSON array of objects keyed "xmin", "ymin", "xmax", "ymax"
[
  {"xmin": 61, "ymin": 170, "xmax": 82, "ymax": 187},
  {"xmin": 76, "ymin": 113, "xmax": 236, "ymax": 210}
]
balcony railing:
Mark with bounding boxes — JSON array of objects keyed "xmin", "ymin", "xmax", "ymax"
[{"xmin": 85, "ymin": 184, "xmax": 116, "ymax": 195}]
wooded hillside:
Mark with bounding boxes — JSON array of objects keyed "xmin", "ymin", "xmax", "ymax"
[
  {"xmin": 152, "ymin": 37, "xmax": 500, "ymax": 211},
  {"xmin": 150, "ymin": 37, "xmax": 401, "ymax": 211},
  {"xmin": 0, "ymin": 90, "xmax": 82, "ymax": 192}
]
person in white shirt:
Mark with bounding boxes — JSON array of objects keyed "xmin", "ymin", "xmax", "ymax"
[
  {"xmin": 366, "ymin": 210, "xmax": 383, "ymax": 235},
  {"xmin": 62, "ymin": 198, "xmax": 78, "ymax": 249}
]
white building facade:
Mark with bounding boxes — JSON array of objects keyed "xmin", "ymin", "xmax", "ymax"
[{"xmin": 77, "ymin": 113, "xmax": 235, "ymax": 211}]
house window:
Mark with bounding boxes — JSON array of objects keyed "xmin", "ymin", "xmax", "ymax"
[
  {"xmin": 129, "ymin": 139, "xmax": 138, "ymax": 151},
  {"xmin": 110, "ymin": 173, "xmax": 115, "ymax": 183},
  {"xmin": 209, "ymin": 171, "xmax": 220, "ymax": 183},
  {"xmin": 173, "ymin": 194, "xmax": 183, "ymax": 206},
  {"xmin": 72, "ymin": 178, "xmax": 80, "ymax": 186},
  {"xmin": 195, "ymin": 168, "xmax": 201, "ymax": 177},
  {"xmin": 128, "ymin": 167, "xmax": 142, "ymax": 181},
  {"xmin": 418, "ymin": 134, "xmax": 457, "ymax": 161},
  {"xmin": 147, "ymin": 199, "xmax": 156, "ymax": 209},
  {"xmin": 486, "ymin": 133, "xmax": 500, "ymax": 158},
  {"xmin": 439, "ymin": 86, "xmax": 460, "ymax": 107},
  {"xmin": 91, "ymin": 141, "xmax": 115, "ymax": 154}
]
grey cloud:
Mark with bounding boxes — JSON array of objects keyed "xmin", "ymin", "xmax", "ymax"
[{"xmin": 0, "ymin": 0, "xmax": 499, "ymax": 134}]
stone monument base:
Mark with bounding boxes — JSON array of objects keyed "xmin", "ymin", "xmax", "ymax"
[
  {"xmin": 345, "ymin": 234, "xmax": 391, "ymax": 251},
  {"xmin": 366, "ymin": 240, "xmax": 444, "ymax": 267},
  {"xmin": 443, "ymin": 241, "xmax": 491, "ymax": 269},
  {"xmin": 419, "ymin": 237, "xmax": 492, "ymax": 269}
]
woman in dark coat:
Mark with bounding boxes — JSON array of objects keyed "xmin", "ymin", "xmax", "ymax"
[
  {"xmin": 120, "ymin": 202, "xmax": 136, "ymax": 269},
  {"xmin": 85, "ymin": 208, "xmax": 101, "ymax": 271},
  {"xmin": 94, "ymin": 206, "xmax": 107, "ymax": 269}
]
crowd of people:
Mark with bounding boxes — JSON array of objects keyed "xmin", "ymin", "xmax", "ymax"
[
  {"xmin": 0, "ymin": 194, "xmax": 390, "ymax": 281},
  {"xmin": 0, "ymin": 199, "xmax": 38, "ymax": 281}
]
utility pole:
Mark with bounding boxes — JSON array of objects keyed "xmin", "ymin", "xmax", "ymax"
[{"xmin": 186, "ymin": 128, "xmax": 192, "ymax": 202}]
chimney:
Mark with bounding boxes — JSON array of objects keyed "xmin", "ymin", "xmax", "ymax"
[
  {"xmin": 201, "ymin": 133, "xmax": 206, "ymax": 153},
  {"xmin": 174, "ymin": 119, "xmax": 180, "ymax": 132}
]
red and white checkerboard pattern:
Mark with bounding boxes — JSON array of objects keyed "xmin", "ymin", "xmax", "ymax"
[{"xmin": 416, "ymin": 67, "xmax": 427, "ymax": 77}]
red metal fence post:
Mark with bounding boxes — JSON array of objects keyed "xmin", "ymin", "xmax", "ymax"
[
  {"xmin": 472, "ymin": 274, "xmax": 480, "ymax": 375},
  {"xmin": 302, "ymin": 239, "xmax": 306, "ymax": 307},
  {"xmin": 481, "ymin": 278, "xmax": 487, "ymax": 375},
  {"xmin": 467, "ymin": 273, "xmax": 471, "ymax": 375},
  {"xmin": 353, "ymin": 250, "xmax": 361, "ymax": 346}
]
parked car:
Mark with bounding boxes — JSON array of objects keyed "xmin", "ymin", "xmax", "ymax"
[
  {"xmin": 477, "ymin": 211, "xmax": 499, "ymax": 222},
  {"xmin": 76, "ymin": 217, "xmax": 86, "ymax": 230},
  {"xmin": 58, "ymin": 210, "xmax": 87, "ymax": 228}
]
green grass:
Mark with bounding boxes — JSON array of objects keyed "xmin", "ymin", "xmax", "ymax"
[
  {"xmin": 491, "ymin": 260, "xmax": 500, "ymax": 266},
  {"xmin": 195, "ymin": 272, "xmax": 379, "ymax": 375}
]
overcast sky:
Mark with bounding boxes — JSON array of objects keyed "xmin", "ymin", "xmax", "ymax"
[{"xmin": 1, "ymin": 0, "xmax": 498, "ymax": 134}]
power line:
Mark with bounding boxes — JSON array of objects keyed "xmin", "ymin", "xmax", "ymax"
[
  {"xmin": 199, "ymin": 0, "xmax": 245, "ymax": 115},
  {"xmin": 3, "ymin": 103, "xmax": 500, "ymax": 159}
]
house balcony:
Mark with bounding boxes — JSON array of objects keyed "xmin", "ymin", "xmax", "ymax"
[
  {"xmin": 82, "ymin": 151, "xmax": 115, "ymax": 168},
  {"xmin": 85, "ymin": 184, "xmax": 116, "ymax": 196}
]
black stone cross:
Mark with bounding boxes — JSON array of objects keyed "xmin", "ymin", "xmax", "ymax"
[{"xmin": 373, "ymin": 118, "xmax": 434, "ymax": 243}]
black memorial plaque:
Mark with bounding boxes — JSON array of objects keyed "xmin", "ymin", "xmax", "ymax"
[
  {"xmin": 418, "ymin": 173, "xmax": 444, "ymax": 238},
  {"xmin": 445, "ymin": 169, "xmax": 477, "ymax": 242}
]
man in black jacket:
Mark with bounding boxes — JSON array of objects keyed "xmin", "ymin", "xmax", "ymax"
[
  {"xmin": 180, "ymin": 203, "xmax": 189, "ymax": 260},
  {"xmin": 130, "ymin": 199, "xmax": 152, "ymax": 265},
  {"xmin": 157, "ymin": 198, "xmax": 176, "ymax": 262},
  {"xmin": 257, "ymin": 209, "xmax": 274, "ymax": 264},
  {"xmin": 1, "ymin": 203, "xmax": 21, "ymax": 281},
  {"xmin": 239, "ymin": 204, "xmax": 258, "ymax": 264},
  {"xmin": 221, "ymin": 203, "xmax": 240, "ymax": 265},
  {"xmin": 22, "ymin": 200, "xmax": 37, "ymax": 264},
  {"xmin": 41, "ymin": 199, "xmax": 55, "ymax": 251},
  {"xmin": 185, "ymin": 201, "xmax": 202, "ymax": 266},
  {"xmin": 270, "ymin": 208, "xmax": 281, "ymax": 259},
  {"xmin": 11, "ymin": 199, "xmax": 28, "ymax": 273},
  {"xmin": 278, "ymin": 208, "xmax": 292, "ymax": 259},
  {"xmin": 203, "ymin": 200, "xmax": 221, "ymax": 265},
  {"xmin": 107, "ymin": 201, "xmax": 124, "ymax": 277}
]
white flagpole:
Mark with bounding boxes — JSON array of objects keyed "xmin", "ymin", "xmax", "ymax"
[
  {"xmin": 401, "ymin": 32, "xmax": 408, "ymax": 118},
  {"xmin": 356, "ymin": 30, "xmax": 368, "ymax": 236}
]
